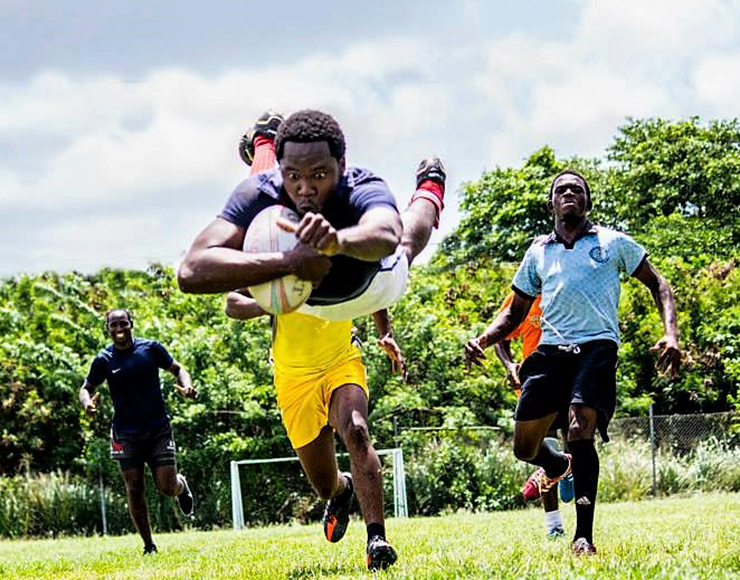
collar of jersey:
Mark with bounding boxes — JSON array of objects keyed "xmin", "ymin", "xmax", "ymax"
[{"xmin": 544, "ymin": 221, "xmax": 598, "ymax": 246}]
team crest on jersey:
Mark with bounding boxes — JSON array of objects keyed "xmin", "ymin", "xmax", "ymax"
[
  {"xmin": 529, "ymin": 314, "xmax": 541, "ymax": 328},
  {"xmin": 589, "ymin": 246, "xmax": 609, "ymax": 263}
]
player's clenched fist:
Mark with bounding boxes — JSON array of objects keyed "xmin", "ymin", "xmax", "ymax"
[{"xmin": 279, "ymin": 212, "xmax": 341, "ymax": 256}]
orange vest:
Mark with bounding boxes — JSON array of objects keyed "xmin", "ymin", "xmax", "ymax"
[{"xmin": 500, "ymin": 293, "xmax": 542, "ymax": 359}]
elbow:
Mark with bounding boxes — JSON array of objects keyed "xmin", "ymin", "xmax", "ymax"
[
  {"xmin": 177, "ymin": 261, "xmax": 198, "ymax": 293},
  {"xmin": 224, "ymin": 294, "xmax": 240, "ymax": 319},
  {"xmin": 377, "ymin": 223, "xmax": 402, "ymax": 259}
]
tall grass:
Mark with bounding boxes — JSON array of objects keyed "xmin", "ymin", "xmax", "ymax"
[{"xmin": 0, "ymin": 471, "xmax": 160, "ymax": 538}]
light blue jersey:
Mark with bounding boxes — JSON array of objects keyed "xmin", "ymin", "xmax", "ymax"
[{"xmin": 512, "ymin": 224, "xmax": 646, "ymax": 346}]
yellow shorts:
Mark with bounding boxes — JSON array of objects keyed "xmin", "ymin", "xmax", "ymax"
[{"xmin": 274, "ymin": 358, "xmax": 368, "ymax": 449}]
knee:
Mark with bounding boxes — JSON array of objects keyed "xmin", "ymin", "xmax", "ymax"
[
  {"xmin": 568, "ymin": 420, "xmax": 596, "ymax": 441},
  {"xmin": 156, "ymin": 478, "xmax": 179, "ymax": 497},
  {"xmin": 513, "ymin": 441, "xmax": 536, "ymax": 462},
  {"xmin": 341, "ymin": 419, "xmax": 372, "ymax": 454}
]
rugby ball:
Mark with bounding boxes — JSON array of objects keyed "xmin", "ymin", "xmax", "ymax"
[{"xmin": 243, "ymin": 205, "xmax": 311, "ymax": 314}]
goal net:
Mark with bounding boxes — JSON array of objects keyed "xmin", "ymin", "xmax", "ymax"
[{"xmin": 230, "ymin": 448, "xmax": 408, "ymax": 530}]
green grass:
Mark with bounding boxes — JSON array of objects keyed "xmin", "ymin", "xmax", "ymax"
[{"xmin": 1, "ymin": 492, "xmax": 739, "ymax": 579}]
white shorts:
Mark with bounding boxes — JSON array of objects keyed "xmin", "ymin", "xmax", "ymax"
[{"xmin": 297, "ymin": 247, "xmax": 409, "ymax": 321}]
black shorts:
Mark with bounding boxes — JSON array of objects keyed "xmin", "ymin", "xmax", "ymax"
[
  {"xmin": 110, "ymin": 423, "xmax": 177, "ymax": 471},
  {"xmin": 515, "ymin": 340, "xmax": 618, "ymax": 441}
]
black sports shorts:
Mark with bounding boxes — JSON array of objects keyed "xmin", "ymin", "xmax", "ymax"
[
  {"xmin": 110, "ymin": 423, "xmax": 177, "ymax": 471},
  {"xmin": 514, "ymin": 339, "xmax": 618, "ymax": 441}
]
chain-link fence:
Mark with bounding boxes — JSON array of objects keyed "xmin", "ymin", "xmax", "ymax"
[{"xmin": 609, "ymin": 408, "xmax": 739, "ymax": 495}]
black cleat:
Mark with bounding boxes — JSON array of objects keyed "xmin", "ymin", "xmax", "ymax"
[
  {"xmin": 177, "ymin": 474, "xmax": 194, "ymax": 517},
  {"xmin": 322, "ymin": 472, "xmax": 353, "ymax": 543},
  {"xmin": 366, "ymin": 536, "xmax": 398, "ymax": 571},
  {"xmin": 415, "ymin": 156, "xmax": 446, "ymax": 189},
  {"xmin": 143, "ymin": 543, "xmax": 158, "ymax": 555},
  {"xmin": 238, "ymin": 111, "xmax": 284, "ymax": 166}
]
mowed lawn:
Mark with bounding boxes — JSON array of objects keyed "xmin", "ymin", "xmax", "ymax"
[{"xmin": 1, "ymin": 493, "xmax": 740, "ymax": 579}]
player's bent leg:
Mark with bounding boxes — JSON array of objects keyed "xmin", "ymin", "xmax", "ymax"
[
  {"xmin": 151, "ymin": 463, "xmax": 179, "ymax": 496},
  {"xmin": 515, "ymin": 415, "xmax": 571, "ymax": 501},
  {"xmin": 120, "ymin": 465, "xmax": 155, "ymax": 553},
  {"xmin": 513, "ymin": 414, "xmax": 558, "ymax": 461},
  {"xmin": 295, "ymin": 426, "xmax": 345, "ymax": 500},
  {"xmin": 295, "ymin": 427, "xmax": 353, "ymax": 542},
  {"xmin": 152, "ymin": 463, "xmax": 194, "ymax": 516}
]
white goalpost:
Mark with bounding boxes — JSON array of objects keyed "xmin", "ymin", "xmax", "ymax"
[{"xmin": 230, "ymin": 448, "xmax": 408, "ymax": 530}]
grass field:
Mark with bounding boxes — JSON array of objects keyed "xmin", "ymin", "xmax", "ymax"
[{"xmin": 1, "ymin": 492, "xmax": 739, "ymax": 579}]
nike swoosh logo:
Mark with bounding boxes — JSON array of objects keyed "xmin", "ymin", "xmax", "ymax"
[{"xmin": 112, "ymin": 369, "xmax": 121, "ymax": 374}]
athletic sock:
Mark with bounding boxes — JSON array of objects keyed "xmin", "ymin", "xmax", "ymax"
[
  {"xmin": 410, "ymin": 180, "xmax": 445, "ymax": 227},
  {"xmin": 569, "ymin": 438, "xmax": 599, "ymax": 544},
  {"xmin": 544, "ymin": 509, "xmax": 563, "ymax": 532},
  {"xmin": 251, "ymin": 134, "xmax": 277, "ymax": 175},
  {"xmin": 367, "ymin": 523, "xmax": 385, "ymax": 542},
  {"xmin": 531, "ymin": 443, "xmax": 570, "ymax": 479}
]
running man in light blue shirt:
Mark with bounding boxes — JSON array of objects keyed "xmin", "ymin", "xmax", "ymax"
[{"xmin": 464, "ymin": 169, "xmax": 681, "ymax": 556}]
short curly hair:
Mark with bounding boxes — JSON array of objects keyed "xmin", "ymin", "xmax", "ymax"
[{"xmin": 275, "ymin": 109, "xmax": 346, "ymax": 161}]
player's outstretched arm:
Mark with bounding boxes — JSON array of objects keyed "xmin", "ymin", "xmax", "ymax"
[
  {"xmin": 225, "ymin": 290, "xmax": 268, "ymax": 320},
  {"xmin": 465, "ymin": 292, "xmax": 534, "ymax": 371},
  {"xmin": 633, "ymin": 259, "xmax": 681, "ymax": 376},
  {"xmin": 178, "ymin": 218, "xmax": 331, "ymax": 294},
  {"xmin": 169, "ymin": 361, "xmax": 198, "ymax": 399},
  {"xmin": 372, "ymin": 309, "xmax": 407, "ymax": 379},
  {"xmin": 79, "ymin": 381, "xmax": 100, "ymax": 415}
]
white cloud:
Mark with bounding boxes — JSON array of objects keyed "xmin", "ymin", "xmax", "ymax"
[
  {"xmin": 2, "ymin": 2, "xmax": 740, "ymax": 276},
  {"xmin": 694, "ymin": 52, "xmax": 740, "ymax": 110},
  {"xmin": 474, "ymin": 0, "xmax": 740, "ymax": 165}
]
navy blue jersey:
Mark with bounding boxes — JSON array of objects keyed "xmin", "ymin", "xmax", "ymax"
[
  {"xmin": 220, "ymin": 167, "xmax": 399, "ymax": 305},
  {"xmin": 86, "ymin": 338, "xmax": 174, "ymax": 434}
]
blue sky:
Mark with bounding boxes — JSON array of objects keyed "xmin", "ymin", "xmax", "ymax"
[{"xmin": 1, "ymin": 0, "xmax": 738, "ymax": 276}]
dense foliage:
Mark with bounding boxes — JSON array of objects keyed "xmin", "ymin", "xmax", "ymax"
[{"xmin": 1, "ymin": 117, "xmax": 739, "ymax": 535}]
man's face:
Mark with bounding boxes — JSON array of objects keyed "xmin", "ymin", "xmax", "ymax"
[
  {"xmin": 550, "ymin": 174, "xmax": 589, "ymax": 220},
  {"xmin": 107, "ymin": 311, "xmax": 133, "ymax": 347},
  {"xmin": 279, "ymin": 141, "xmax": 344, "ymax": 215}
]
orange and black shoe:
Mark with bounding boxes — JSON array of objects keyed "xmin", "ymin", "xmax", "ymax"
[
  {"xmin": 322, "ymin": 472, "xmax": 353, "ymax": 543},
  {"xmin": 366, "ymin": 536, "xmax": 398, "ymax": 571},
  {"xmin": 238, "ymin": 111, "xmax": 284, "ymax": 166}
]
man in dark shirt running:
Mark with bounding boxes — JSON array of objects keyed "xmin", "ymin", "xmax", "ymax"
[{"xmin": 79, "ymin": 309, "xmax": 197, "ymax": 555}]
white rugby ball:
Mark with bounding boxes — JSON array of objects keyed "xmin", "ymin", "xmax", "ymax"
[{"xmin": 243, "ymin": 205, "xmax": 311, "ymax": 314}]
